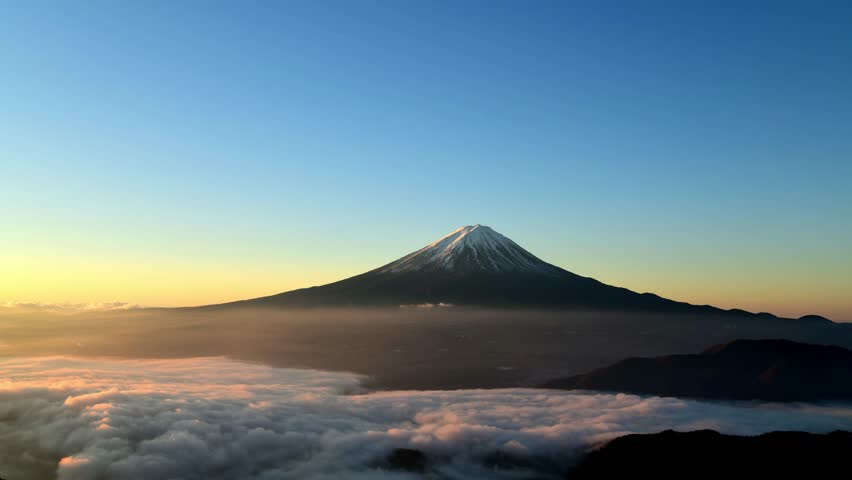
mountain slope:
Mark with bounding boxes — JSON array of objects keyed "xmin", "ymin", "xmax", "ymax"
[
  {"xmin": 216, "ymin": 225, "xmax": 691, "ymax": 310},
  {"xmin": 379, "ymin": 225, "xmax": 563, "ymax": 275},
  {"xmin": 542, "ymin": 339, "xmax": 852, "ymax": 401},
  {"xmin": 206, "ymin": 225, "xmax": 827, "ymax": 319},
  {"xmin": 570, "ymin": 429, "xmax": 852, "ymax": 479}
]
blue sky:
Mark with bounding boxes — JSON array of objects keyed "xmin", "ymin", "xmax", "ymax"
[{"xmin": 1, "ymin": 1, "xmax": 851, "ymax": 318}]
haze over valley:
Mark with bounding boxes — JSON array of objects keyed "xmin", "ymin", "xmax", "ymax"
[{"xmin": 1, "ymin": 225, "xmax": 848, "ymax": 393}]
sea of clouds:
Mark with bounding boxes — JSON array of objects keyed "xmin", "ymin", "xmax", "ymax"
[{"xmin": 1, "ymin": 356, "xmax": 851, "ymax": 480}]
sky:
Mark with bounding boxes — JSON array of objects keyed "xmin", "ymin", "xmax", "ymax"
[{"xmin": 1, "ymin": 1, "xmax": 850, "ymax": 320}]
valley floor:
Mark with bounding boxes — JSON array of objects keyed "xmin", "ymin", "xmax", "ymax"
[{"xmin": 2, "ymin": 306, "xmax": 849, "ymax": 389}]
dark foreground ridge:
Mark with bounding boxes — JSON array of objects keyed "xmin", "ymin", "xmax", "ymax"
[
  {"xmin": 543, "ymin": 338, "xmax": 852, "ymax": 401},
  {"xmin": 570, "ymin": 429, "xmax": 852, "ymax": 479},
  {"xmin": 377, "ymin": 430, "xmax": 852, "ymax": 478}
]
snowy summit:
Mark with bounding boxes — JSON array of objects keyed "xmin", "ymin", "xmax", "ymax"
[
  {"xmin": 380, "ymin": 225, "xmax": 563, "ymax": 275},
  {"xmin": 211, "ymin": 224, "xmax": 817, "ymax": 316}
]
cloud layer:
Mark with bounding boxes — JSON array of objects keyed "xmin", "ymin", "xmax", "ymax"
[
  {"xmin": 1, "ymin": 301, "xmax": 144, "ymax": 313},
  {"xmin": 1, "ymin": 356, "xmax": 851, "ymax": 480}
]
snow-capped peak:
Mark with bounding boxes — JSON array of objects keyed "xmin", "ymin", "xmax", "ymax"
[{"xmin": 380, "ymin": 225, "xmax": 563, "ymax": 275}]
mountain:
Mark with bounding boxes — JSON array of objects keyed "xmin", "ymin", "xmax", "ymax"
[
  {"xmin": 542, "ymin": 339, "xmax": 852, "ymax": 401},
  {"xmin": 376, "ymin": 429, "xmax": 852, "ymax": 478},
  {"xmin": 207, "ymin": 225, "xmax": 826, "ymax": 319},
  {"xmin": 378, "ymin": 224, "xmax": 563, "ymax": 275},
  {"xmin": 569, "ymin": 429, "xmax": 852, "ymax": 479}
]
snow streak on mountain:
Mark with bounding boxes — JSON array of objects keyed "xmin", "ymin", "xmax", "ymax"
[{"xmin": 380, "ymin": 225, "xmax": 563, "ymax": 275}]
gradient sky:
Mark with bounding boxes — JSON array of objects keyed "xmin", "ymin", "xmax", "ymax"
[{"xmin": 2, "ymin": 1, "xmax": 850, "ymax": 320}]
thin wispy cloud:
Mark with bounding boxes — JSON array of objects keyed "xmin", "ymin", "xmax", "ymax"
[
  {"xmin": 1, "ymin": 357, "xmax": 850, "ymax": 480},
  {"xmin": 0, "ymin": 301, "xmax": 145, "ymax": 313}
]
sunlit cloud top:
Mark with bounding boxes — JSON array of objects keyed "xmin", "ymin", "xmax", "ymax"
[{"xmin": 2, "ymin": 356, "xmax": 851, "ymax": 479}]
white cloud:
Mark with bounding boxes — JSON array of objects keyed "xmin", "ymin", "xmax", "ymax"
[
  {"xmin": 1, "ymin": 356, "xmax": 850, "ymax": 480},
  {"xmin": 399, "ymin": 303, "xmax": 453, "ymax": 309}
]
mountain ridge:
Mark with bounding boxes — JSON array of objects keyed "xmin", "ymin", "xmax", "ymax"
[
  {"xmin": 569, "ymin": 429, "xmax": 852, "ymax": 479},
  {"xmin": 542, "ymin": 338, "xmax": 852, "ymax": 401},
  {"xmin": 192, "ymin": 225, "xmax": 834, "ymax": 322}
]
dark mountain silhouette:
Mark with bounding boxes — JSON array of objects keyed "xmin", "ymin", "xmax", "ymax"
[
  {"xmin": 569, "ymin": 429, "xmax": 852, "ymax": 479},
  {"xmin": 376, "ymin": 430, "xmax": 852, "ymax": 478},
  {"xmin": 199, "ymin": 225, "xmax": 833, "ymax": 321},
  {"xmin": 543, "ymin": 338, "xmax": 852, "ymax": 401},
  {"xmin": 378, "ymin": 448, "xmax": 427, "ymax": 473}
]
